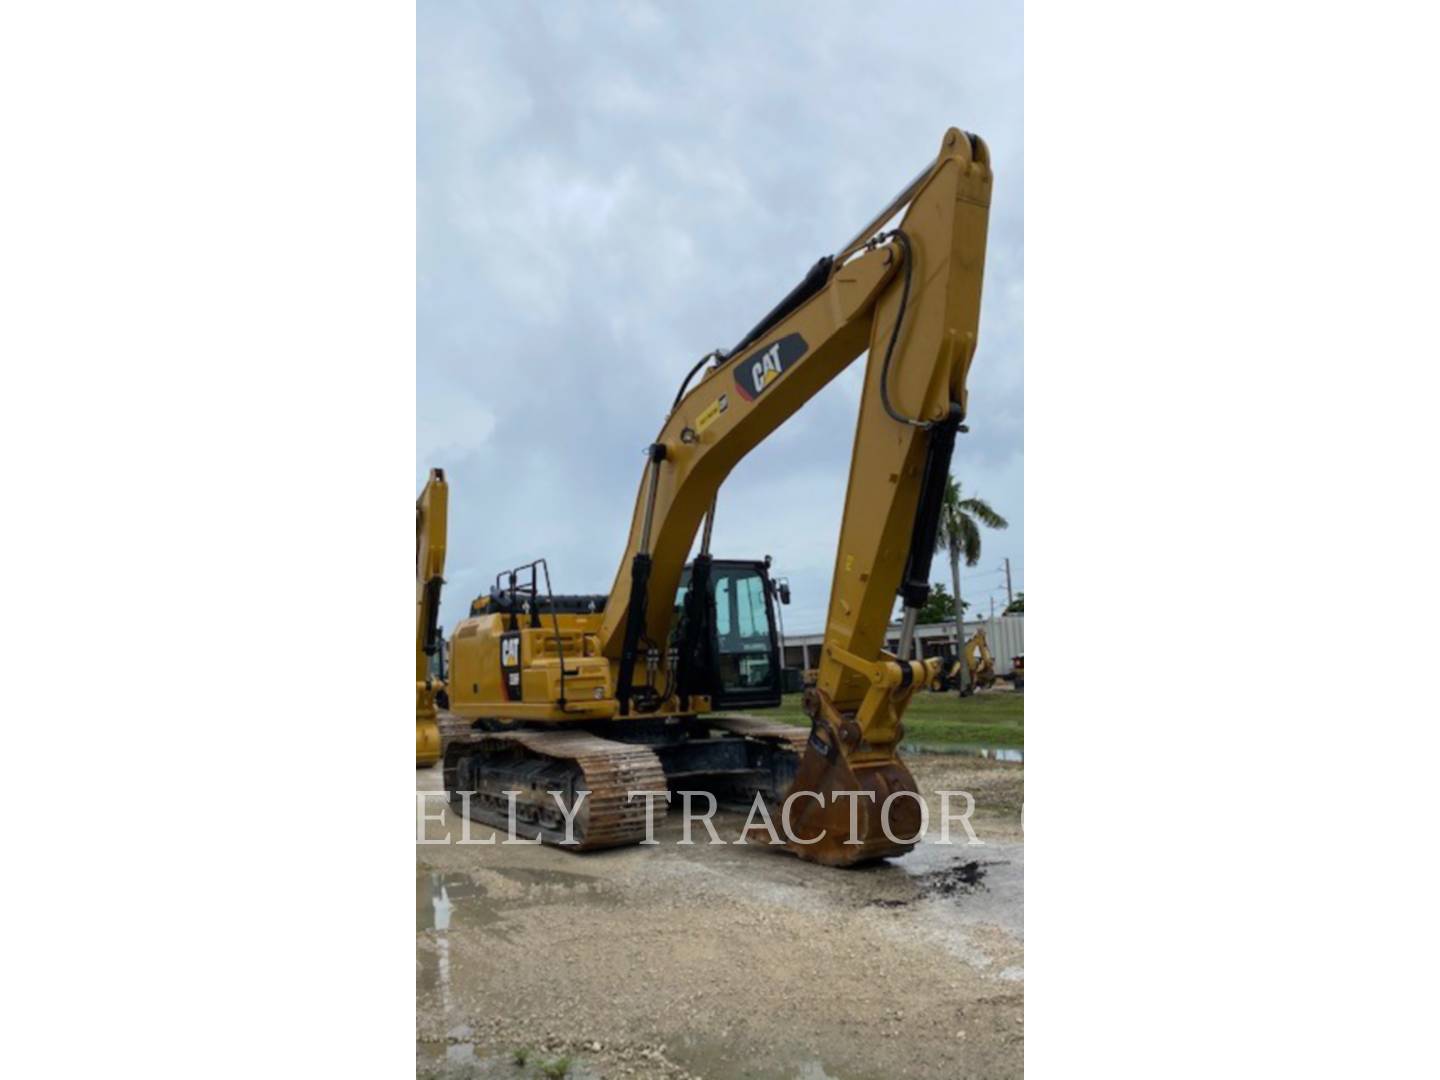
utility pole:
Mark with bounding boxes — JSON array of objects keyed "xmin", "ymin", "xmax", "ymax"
[
  {"xmin": 1004, "ymin": 557, "xmax": 1014, "ymax": 608},
  {"xmin": 989, "ymin": 595, "xmax": 995, "ymax": 622}
]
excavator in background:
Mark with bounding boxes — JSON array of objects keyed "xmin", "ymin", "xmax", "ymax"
[
  {"xmin": 415, "ymin": 468, "xmax": 448, "ymax": 768},
  {"xmin": 931, "ymin": 627, "xmax": 997, "ymax": 696},
  {"xmin": 432, "ymin": 128, "xmax": 993, "ymax": 866}
]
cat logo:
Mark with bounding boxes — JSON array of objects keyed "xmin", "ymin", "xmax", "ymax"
[
  {"xmin": 751, "ymin": 344, "xmax": 784, "ymax": 393},
  {"xmin": 500, "ymin": 632, "xmax": 522, "ymax": 701},
  {"xmin": 733, "ymin": 332, "xmax": 808, "ymax": 402}
]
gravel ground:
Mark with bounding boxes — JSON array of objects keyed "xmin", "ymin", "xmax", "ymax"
[{"xmin": 417, "ymin": 755, "xmax": 1023, "ymax": 1080}]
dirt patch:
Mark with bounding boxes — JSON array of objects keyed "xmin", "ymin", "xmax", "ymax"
[{"xmin": 417, "ymin": 757, "xmax": 1023, "ymax": 1079}]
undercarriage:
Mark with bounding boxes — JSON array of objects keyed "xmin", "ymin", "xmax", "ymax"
[{"xmin": 441, "ymin": 714, "xmax": 808, "ymax": 850}]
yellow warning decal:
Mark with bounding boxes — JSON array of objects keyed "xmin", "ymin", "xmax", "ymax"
[{"xmin": 695, "ymin": 392, "xmax": 729, "ymax": 434}]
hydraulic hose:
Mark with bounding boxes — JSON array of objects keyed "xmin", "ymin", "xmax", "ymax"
[{"xmin": 876, "ymin": 229, "xmax": 932, "ymax": 430}]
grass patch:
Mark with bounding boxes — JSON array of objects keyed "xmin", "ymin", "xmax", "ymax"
[
  {"xmin": 749, "ymin": 689, "xmax": 1023, "ymax": 748},
  {"xmin": 539, "ymin": 1057, "xmax": 571, "ymax": 1079}
]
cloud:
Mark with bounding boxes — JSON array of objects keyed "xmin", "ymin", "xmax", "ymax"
[
  {"xmin": 419, "ymin": 0, "xmax": 1023, "ymax": 633},
  {"xmin": 416, "ymin": 389, "xmax": 496, "ymax": 462}
]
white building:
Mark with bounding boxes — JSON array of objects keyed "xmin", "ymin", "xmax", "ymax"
[{"xmin": 781, "ymin": 614, "xmax": 1024, "ymax": 674}]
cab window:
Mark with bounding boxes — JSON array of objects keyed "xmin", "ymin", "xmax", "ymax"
[{"xmin": 713, "ymin": 565, "xmax": 774, "ymax": 693}]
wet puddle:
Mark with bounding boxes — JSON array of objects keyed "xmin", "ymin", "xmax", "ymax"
[
  {"xmin": 669, "ymin": 1031, "xmax": 845, "ymax": 1080},
  {"xmin": 416, "ymin": 1040, "xmax": 602, "ymax": 1079},
  {"xmin": 902, "ymin": 742, "xmax": 1023, "ymax": 762},
  {"xmin": 417, "ymin": 869, "xmax": 501, "ymax": 933},
  {"xmin": 491, "ymin": 865, "xmax": 600, "ymax": 890},
  {"xmin": 416, "ymin": 866, "xmax": 608, "ymax": 932},
  {"xmin": 417, "ymin": 865, "xmax": 618, "ymax": 1008}
]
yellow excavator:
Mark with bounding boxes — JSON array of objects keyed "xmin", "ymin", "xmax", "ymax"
[
  {"xmin": 416, "ymin": 468, "xmax": 448, "ymax": 768},
  {"xmin": 429, "ymin": 128, "xmax": 993, "ymax": 866},
  {"xmin": 931, "ymin": 627, "xmax": 997, "ymax": 696}
]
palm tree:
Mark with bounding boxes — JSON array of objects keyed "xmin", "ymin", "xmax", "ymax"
[{"xmin": 934, "ymin": 476, "xmax": 1008, "ymax": 692}]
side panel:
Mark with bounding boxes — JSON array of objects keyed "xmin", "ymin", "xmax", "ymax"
[
  {"xmin": 447, "ymin": 612, "xmax": 619, "ymax": 722},
  {"xmin": 449, "ymin": 614, "xmax": 506, "ymax": 709}
]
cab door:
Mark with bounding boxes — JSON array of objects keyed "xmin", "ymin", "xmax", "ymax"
[{"xmin": 707, "ymin": 561, "xmax": 782, "ymax": 709}]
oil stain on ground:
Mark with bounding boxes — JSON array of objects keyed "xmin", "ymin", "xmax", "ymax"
[{"xmin": 865, "ymin": 858, "xmax": 996, "ymax": 908}]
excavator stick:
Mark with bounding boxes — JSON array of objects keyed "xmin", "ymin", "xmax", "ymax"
[{"xmin": 786, "ymin": 130, "xmax": 992, "ymax": 865}]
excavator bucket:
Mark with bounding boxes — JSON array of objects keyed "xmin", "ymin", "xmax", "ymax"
[
  {"xmin": 780, "ymin": 686, "xmax": 926, "ymax": 866},
  {"xmin": 783, "ymin": 745, "xmax": 922, "ymax": 866}
]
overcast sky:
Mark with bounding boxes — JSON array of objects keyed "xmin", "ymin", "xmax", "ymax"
[{"xmin": 418, "ymin": 1, "xmax": 1022, "ymax": 636}]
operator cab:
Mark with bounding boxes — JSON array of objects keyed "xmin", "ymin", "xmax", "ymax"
[{"xmin": 673, "ymin": 558, "xmax": 785, "ymax": 710}]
